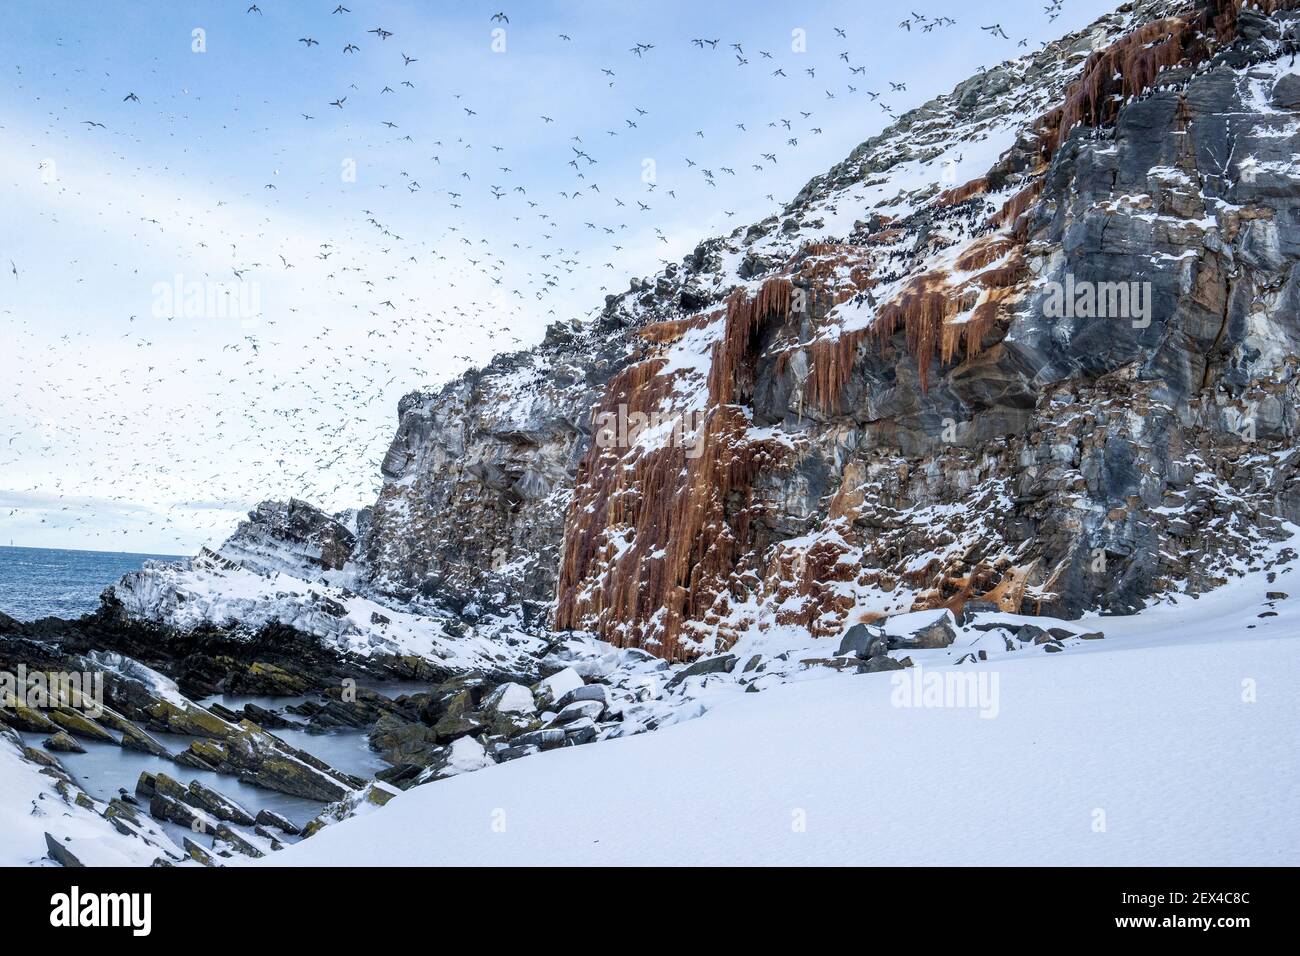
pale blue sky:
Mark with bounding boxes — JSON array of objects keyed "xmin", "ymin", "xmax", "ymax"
[{"xmin": 0, "ymin": 0, "xmax": 1118, "ymax": 553}]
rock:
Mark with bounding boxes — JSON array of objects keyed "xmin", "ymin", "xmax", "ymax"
[
  {"xmin": 135, "ymin": 771, "xmax": 157, "ymax": 799},
  {"xmin": 958, "ymin": 600, "xmax": 1000, "ymax": 623},
  {"xmin": 1014, "ymin": 624, "xmax": 1047, "ymax": 644},
  {"xmin": 561, "ymin": 718, "xmax": 599, "ymax": 746},
  {"xmin": 554, "ymin": 683, "xmax": 608, "ymax": 711},
  {"xmin": 42, "ymin": 731, "xmax": 85, "ymax": 754},
  {"xmin": 182, "ymin": 837, "xmax": 217, "ymax": 866},
  {"xmin": 254, "ymin": 808, "xmax": 301, "ymax": 836},
  {"xmin": 181, "ymin": 778, "xmax": 256, "ymax": 827},
  {"xmin": 149, "ymin": 791, "xmax": 218, "ymax": 833},
  {"xmin": 483, "ymin": 681, "xmax": 537, "ymax": 716},
  {"xmin": 144, "ymin": 698, "xmax": 237, "ymax": 739},
  {"xmin": 375, "ymin": 763, "xmax": 425, "ymax": 788},
  {"xmin": 418, "ymin": 735, "xmax": 496, "ymax": 782},
  {"xmin": 22, "ymin": 746, "xmax": 64, "ymax": 769},
  {"xmin": 666, "ymin": 654, "xmax": 737, "ymax": 688},
  {"xmin": 836, "ymin": 623, "xmax": 888, "ymax": 659},
  {"xmin": 179, "ymin": 725, "xmax": 361, "ymax": 801},
  {"xmin": 550, "ymin": 699, "xmax": 605, "ymax": 725},
  {"xmin": 534, "ymin": 667, "xmax": 584, "ymax": 708},
  {"xmin": 432, "ymin": 711, "xmax": 486, "ymax": 744},
  {"xmin": 173, "ymin": 750, "xmax": 218, "ymax": 772},
  {"xmin": 243, "ymin": 703, "xmax": 297, "ymax": 730},
  {"xmin": 856, "ymin": 657, "xmax": 905, "ymax": 674},
  {"xmin": 48, "ymin": 709, "xmax": 116, "ymax": 744},
  {"xmin": 1266, "ymin": 592, "xmax": 1288, "ymax": 600},
  {"xmin": 895, "ymin": 617, "xmax": 957, "ymax": 650},
  {"xmin": 45, "ymin": 832, "xmax": 85, "ymax": 868},
  {"xmin": 1044, "ymin": 644, "xmax": 1064, "ymax": 653},
  {"xmin": 1078, "ymin": 632, "xmax": 1105, "ymax": 640},
  {"xmin": 0, "ymin": 703, "xmax": 57, "ymax": 733},
  {"xmin": 495, "ymin": 743, "xmax": 540, "ymax": 762},
  {"xmin": 301, "ymin": 782, "xmax": 399, "ymax": 838},
  {"xmin": 837, "ymin": 621, "xmax": 889, "ymax": 658},
  {"xmin": 207, "ymin": 702, "xmax": 243, "ymax": 723},
  {"xmin": 212, "ymin": 823, "xmax": 265, "ymax": 859},
  {"xmin": 511, "ymin": 728, "xmax": 567, "ymax": 751},
  {"xmin": 370, "ymin": 714, "xmax": 442, "ymax": 767},
  {"xmin": 118, "ymin": 722, "xmax": 171, "ymax": 757},
  {"xmin": 1271, "ymin": 73, "xmax": 1300, "ymax": 110}
]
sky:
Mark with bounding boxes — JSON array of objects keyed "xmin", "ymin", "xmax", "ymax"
[{"xmin": 0, "ymin": 0, "xmax": 1120, "ymax": 554}]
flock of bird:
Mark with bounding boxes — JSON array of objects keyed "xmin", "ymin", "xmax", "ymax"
[{"xmin": 1, "ymin": 1, "xmax": 1076, "ymax": 552}]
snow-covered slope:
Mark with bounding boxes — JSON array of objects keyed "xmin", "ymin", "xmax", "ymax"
[
  {"xmin": 266, "ymin": 539, "xmax": 1299, "ymax": 866},
  {"xmin": 111, "ymin": 546, "xmax": 545, "ymax": 672},
  {"xmin": 0, "ymin": 728, "xmax": 186, "ymax": 867}
]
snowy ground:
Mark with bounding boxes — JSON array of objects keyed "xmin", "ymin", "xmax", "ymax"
[
  {"xmin": 267, "ymin": 561, "xmax": 1299, "ymax": 867},
  {"xmin": 0, "ymin": 734, "xmax": 185, "ymax": 867}
]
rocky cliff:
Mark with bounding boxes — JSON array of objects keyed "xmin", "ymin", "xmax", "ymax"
[{"xmin": 121, "ymin": 0, "xmax": 1300, "ymax": 662}]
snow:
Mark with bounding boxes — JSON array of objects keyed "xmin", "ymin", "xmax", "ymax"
[
  {"xmin": 437, "ymin": 737, "xmax": 495, "ymax": 778},
  {"xmin": 111, "ymin": 549, "xmax": 546, "ymax": 673},
  {"xmin": 485, "ymin": 682, "xmax": 535, "ymax": 715},
  {"xmin": 0, "ymin": 732, "xmax": 183, "ymax": 867},
  {"xmin": 535, "ymin": 666, "xmax": 584, "ymax": 703},
  {"xmin": 266, "ymin": 561, "xmax": 1300, "ymax": 866}
]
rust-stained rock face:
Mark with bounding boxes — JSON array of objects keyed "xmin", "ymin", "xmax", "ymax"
[{"xmin": 304, "ymin": 0, "xmax": 1300, "ymax": 660}]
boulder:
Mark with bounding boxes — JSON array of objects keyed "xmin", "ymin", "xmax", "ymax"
[
  {"xmin": 836, "ymin": 623, "xmax": 889, "ymax": 659},
  {"xmin": 118, "ymin": 722, "xmax": 171, "ymax": 758},
  {"xmin": 0, "ymin": 704, "xmax": 57, "ymax": 733},
  {"xmin": 42, "ymin": 731, "xmax": 85, "ymax": 754},
  {"xmin": 857, "ymin": 657, "xmax": 906, "ymax": 674},
  {"xmin": 212, "ymin": 823, "xmax": 265, "ymax": 859},
  {"xmin": 483, "ymin": 681, "xmax": 537, "ymax": 716},
  {"xmin": 554, "ymin": 683, "xmax": 608, "ymax": 711},
  {"xmin": 550, "ymin": 699, "xmax": 605, "ymax": 725},
  {"xmin": 534, "ymin": 667, "xmax": 585, "ymax": 708},
  {"xmin": 48, "ymin": 709, "xmax": 115, "ymax": 744},
  {"xmin": 44, "ymin": 833, "xmax": 85, "ymax": 868},
  {"xmin": 666, "ymin": 654, "xmax": 737, "ymax": 689},
  {"xmin": 1271, "ymin": 73, "xmax": 1300, "ymax": 110},
  {"xmin": 144, "ymin": 698, "xmax": 237, "ymax": 739},
  {"xmin": 255, "ymin": 808, "xmax": 301, "ymax": 835},
  {"xmin": 179, "ymin": 725, "xmax": 360, "ymax": 801},
  {"xmin": 894, "ymin": 617, "xmax": 957, "ymax": 650},
  {"xmin": 1014, "ymin": 624, "xmax": 1048, "ymax": 644}
]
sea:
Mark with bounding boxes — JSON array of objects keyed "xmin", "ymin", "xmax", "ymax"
[{"xmin": 0, "ymin": 545, "xmax": 182, "ymax": 622}]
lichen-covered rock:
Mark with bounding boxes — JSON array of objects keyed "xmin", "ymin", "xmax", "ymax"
[
  {"xmin": 42, "ymin": 731, "xmax": 85, "ymax": 754},
  {"xmin": 180, "ymin": 724, "xmax": 362, "ymax": 802},
  {"xmin": 300, "ymin": 781, "xmax": 399, "ymax": 838}
]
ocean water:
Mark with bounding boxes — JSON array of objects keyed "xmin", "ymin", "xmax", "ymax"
[{"xmin": 0, "ymin": 545, "xmax": 182, "ymax": 622}]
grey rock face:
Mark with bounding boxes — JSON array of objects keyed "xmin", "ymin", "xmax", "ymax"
[
  {"xmin": 897, "ymin": 617, "xmax": 958, "ymax": 650},
  {"xmin": 836, "ymin": 623, "xmax": 889, "ymax": 659},
  {"xmin": 221, "ymin": 498, "xmax": 357, "ymax": 577},
  {"xmin": 113, "ymin": 2, "xmax": 1300, "ymax": 662},
  {"xmin": 355, "ymin": 321, "xmax": 636, "ymax": 611},
  {"xmin": 349, "ymin": 1, "xmax": 1300, "ymax": 656}
]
